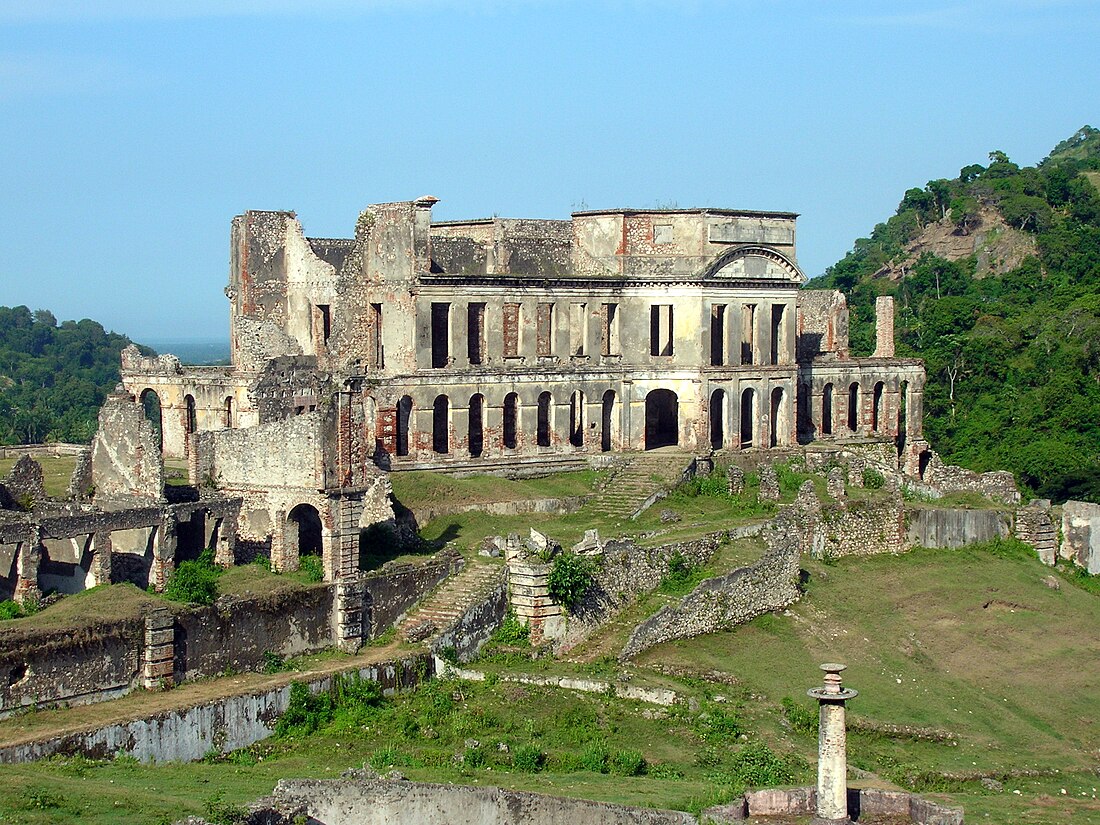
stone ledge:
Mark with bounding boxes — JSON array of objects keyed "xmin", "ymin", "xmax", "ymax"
[{"xmin": 701, "ymin": 786, "xmax": 963, "ymax": 824}]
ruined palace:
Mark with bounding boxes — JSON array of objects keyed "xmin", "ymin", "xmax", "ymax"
[{"xmin": 111, "ymin": 196, "xmax": 927, "ymax": 579}]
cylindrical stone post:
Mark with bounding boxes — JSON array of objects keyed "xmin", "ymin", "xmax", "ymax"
[{"xmin": 808, "ymin": 663, "xmax": 857, "ymax": 825}]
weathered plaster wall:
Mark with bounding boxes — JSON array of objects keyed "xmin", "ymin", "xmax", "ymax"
[
  {"xmin": 907, "ymin": 508, "xmax": 1010, "ymax": 549},
  {"xmin": 1061, "ymin": 500, "xmax": 1100, "ymax": 574},
  {"xmin": 90, "ymin": 393, "xmax": 164, "ymax": 502}
]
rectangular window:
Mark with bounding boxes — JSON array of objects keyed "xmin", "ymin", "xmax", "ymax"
[
  {"xmin": 536, "ymin": 302, "xmax": 554, "ymax": 357},
  {"xmin": 650, "ymin": 304, "xmax": 673, "ymax": 357},
  {"xmin": 370, "ymin": 303, "xmax": 384, "ymax": 368},
  {"xmin": 741, "ymin": 303, "xmax": 756, "ymax": 365},
  {"xmin": 467, "ymin": 302, "xmax": 486, "ymax": 365},
  {"xmin": 430, "ymin": 302, "xmax": 450, "ymax": 368},
  {"xmin": 569, "ymin": 303, "xmax": 587, "ymax": 356},
  {"xmin": 601, "ymin": 303, "xmax": 619, "ymax": 356},
  {"xmin": 770, "ymin": 304, "xmax": 785, "ymax": 365},
  {"xmin": 313, "ymin": 304, "xmax": 331, "ymax": 350},
  {"xmin": 502, "ymin": 303, "xmax": 520, "ymax": 357},
  {"xmin": 710, "ymin": 304, "xmax": 726, "ymax": 366}
]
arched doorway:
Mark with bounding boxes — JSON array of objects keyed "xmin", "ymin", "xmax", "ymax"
[
  {"xmin": 537, "ymin": 392, "xmax": 552, "ymax": 447},
  {"xmin": 644, "ymin": 389, "xmax": 678, "ymax": 450},
  {"xmin": 822, "ymin": 384, "xmax": 833, "ymax": 436},
  {"xmin": 770, "ymin": 387, "xmax": 784, "ymax": 448},
  {"xmin": 848, "ymin": 383, "xmax": 860, "ymax": 432},
  {"xmin": 469, "ymin": 394, "xmax": 484, "ymax": 458},
  {"xmin": 740, "ymin": 388, "xmax": 755, "ymax": 449},
  {"xmin": 569, "ymin": 390, "xmax": 585, "ymax": 447},
  {"xmin": 872, "ymin": 382, "xmax": 885, "ymax": 432},
  {"xmin": 396, "ymin": 395, "xmax": 413, "ymax": 457},
  {"xmin": 140, "ymin": 388, "xmax": 163, "ymax": 451},
  {"xmin": 601, "ymin": 390, "xmax": 615, "ymax": 452},
  {"xmin": 709, "ymin": 389, "xmax": 726, "ymax": 450},
  {"xmin": 224, "ymin": 396, "xmax": 233, "ymax": 429},
  {"xmin": 184, "ymin": 394, "xmax": 197, "ymax": 436},
  {"xmin": 287, "ymin": 503, "xmax": 323, "ymax": 559},
  {"xmin": 918, "ymin": 449, "xmax": 932, "ymax": 480},
  {"xmin": 503, "ymin": 393, "xmax": 518, "ymax": 450},
  {"xmin": 896, "ymin": 381, "xmax": 908, "ymax": 456},
  {"xmin": 433, "ymin": 395, "xmax": 449, "ymax": 454}
]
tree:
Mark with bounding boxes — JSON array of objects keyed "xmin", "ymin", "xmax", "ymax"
[{"xmin": 949, "ymin": 195, "xmax": 982, "ymax": 235}]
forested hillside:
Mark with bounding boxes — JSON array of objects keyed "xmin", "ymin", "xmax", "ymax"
[
  {"xmin": 808, "ymin": 126, "xmax": 1100, "ymax": 503},
  {"xmin": 0, "ymin": 306, "xmax": 151, "ymax": 445}
]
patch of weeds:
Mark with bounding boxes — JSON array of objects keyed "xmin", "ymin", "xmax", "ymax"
[
  {"xmin": 0, "ymin": 599, "xmax": 29, "ymax": 620},
  {"xmin": 275, "ymin": 674, "xmax": 384, "ymax": 738},
  {"xmin": 648, "ymin": 762, "xmax": 685, "ymax": 780},
  {"xmin": 299, "ymin": 555, "xmax": 324, "ymax": 583},
  {"xmin": 580, "ymin": 654, "xmax": 618, "ymax": 678},
  {"xmin": 579, "ymin": 741, "xmax": 610, "ymax": 773},
  {"xmin": 776, "ymin": 461, "xmax": 817, "ymax": 496},
  {"xmin": 694, "ymin": 703, "xmax": 743, "ymax": 743},
  {"xmin": 462, "ymin": 745, "xmax": 487, "ymax": 768},
  {"xmin": 610, "ymin": 748, "xmax": 646, "ymax": 776},
  {"xmin": 710, "ymin": 740, "xmax": 809, "ymax": 791},
  {"xmin": 1056, "ymin": 560, "xmax": 1100, "ymax": 595},
  {"xmin": 370, "ymin": 626, "xmax": 397, "ymax": 646},
  {"xmin": 262, "ymin": 651, "xmax": 288, "ymax": 674},
  {"xmin": 370, "ymin": 745, "xmax": 416, "ymax": 769},
  {"xmin": 22, "ymin": 787, "xmax": 63, "ymax": 810},
  {"xmin": 164, "ymin": 548, "xmax": 221, "ymax": 605},
  {"xmin": 203, "ymin": 791, "xmax": 248, "ymax": 825},
  {"xmin": 251, "ymin": 553, "xmax": 272, "ymax": 571},
  {"xmin": 513, "ymin": 743, "xmax": 544, "ymax": 772},
  {"xmin": 781, "ymin": 696, "xmax": 817, "ymax": 735},
  {"xmin": 658, "ymin": 551, "xmax": 705, "ymax": 595},
  {"xmin": 862, "ymin": 468, "xmax": 886, "ymax": 489},
  {"xmin": 971, "ymin": 536, "xmax": 1035, "ymax": 562}
]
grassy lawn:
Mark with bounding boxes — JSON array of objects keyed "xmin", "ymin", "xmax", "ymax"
[{"xmin": 0, "ymin": 455, "xmax": 77, "ymax": 498}]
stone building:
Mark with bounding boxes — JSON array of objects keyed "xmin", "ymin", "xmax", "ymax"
[{"xmin": 118, "ymin": 197, "xmax": 927, "ymax": 577}]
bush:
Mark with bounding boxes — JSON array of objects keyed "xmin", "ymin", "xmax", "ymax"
[
  {"xmin": 547, "ymin": 552, "xmax": 594, "ymax": 611},
  {"xmin": 262, "ymin": 651, "xmax": 288, "ymax": 674},
  {"xmin": 299, "ymin": 555, "xmax": 324, "ymax": 583},
  {"xmin": 164, "ymin": 549, "xmax": 220, "ymax": 605},
  {"xmin": 862, "ymin": 468, "xmax": 886, "ymax": 489},
  {"xmin": 275, "ymin": 674, "xmax": 384, "ymax": 737},
  {"xmin": 658, "ymin": 551, "xmax": 700, "ymax": 595},
  {"xmin": 492, "ymin": 612, "xmax": 530, "ymax": 646},
  {"xmin": 610, "ymin": 748, "xmax": 646, "ymax": 776},
  {"xmin": 722, "ymin": 741, "xmax": 808, "ymax": 790},
  {"xmin": 513, "ymin": 743, "xmax": 544, "ymax": 773},
  {"xmin": 579, "ymin": 741, "xmax": 609, "ymax": 773},
  {"xmin": 0, "ymin": 599, "xmax": 25, "ymax": 620}
]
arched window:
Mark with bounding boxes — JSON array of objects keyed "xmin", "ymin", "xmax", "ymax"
[
  {"xmin": 770, "ymin": 387, "xmax": 784, "ymax": 448},
  {"xmin": 503, "ymin": 393, "xmax": 518, "ymax": 450},
  {"xmin": 468, "ymin": 394, "xmax": 484, "ymax": 458},
  {"xmin": 184, "ymin": 394, "xmax": 197, "ymax": 435},
  {"xmin": 537, "ymin": 392, "xmax": 552, "ymax": 448},
  {"xmin": 433, "ymin": 395, "xmax": 449, "ymax": 454},
  {"xmin": 740, "ymin": 388, "xmax": 755, "ymax": 449},
  {"xmin": 396, "ymin": 396, "xmax": 413, "ymax": 457},
  {"xmin": 600, "ymin": 390, "xmax": 615, "ymax": 452},
  {"xmin": 140, "ymin": 388, "xmax": 163, "ymax": 451},
  {"xmin": 848, "ymin": 383, "xmax": 860, "ymax": 432},
  {"xmin": 709, "ymin": 389, "xmax": 726, "ymax": 450},
  {"xmin": 644, "ymin": 389, "xmax": 678, "ymax": 450},
  {"xmin": 822, "ymin": 383, "xmax": 833, "ymax": 436}
]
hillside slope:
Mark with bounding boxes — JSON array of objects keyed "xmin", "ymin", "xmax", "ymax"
[{"xmin": 808, "ymin": 126, "xmax": 1100, "ymax": 503}]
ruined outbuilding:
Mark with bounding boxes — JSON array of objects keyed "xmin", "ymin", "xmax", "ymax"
[{"xmin": 112, "ymin": 197, "xmax": 928, "ymax": 579}]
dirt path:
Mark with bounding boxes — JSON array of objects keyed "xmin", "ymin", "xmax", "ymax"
[{"xmin": 0, "ymin": 640, "xmax": 424, "ymax": 749}]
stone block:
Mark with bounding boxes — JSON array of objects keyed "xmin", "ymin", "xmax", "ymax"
[
  {"xmin": 909, "ymin": 795, "xmax": 964, "ymax": 825},
  {"xmin": 745, "ymin": 786, "xmax": 815, "ymax": 816}
]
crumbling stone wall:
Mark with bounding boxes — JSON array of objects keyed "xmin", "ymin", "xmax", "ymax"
[
  {"xmin": 1, "ymin": 456, "xmax": 46, "ymax": 510},
  {"xmin": 620, "ymin": 512, "xmax": 801, "ymax": 659},
  {"xmin": 1016, "ymin": 499, "xmax": 1058, "ymax": 565},
  {"xmin": 922, "ymin": 452, "xmax": 1020, "ymax": 505},
  {"xmin": 815, "ymin": 497, "xmax": 906, "ymax": 559},
  {"xmin": 90, "ymin": 392, "xmax": 164, "ymax": 502}
]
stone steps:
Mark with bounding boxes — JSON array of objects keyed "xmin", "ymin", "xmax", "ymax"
[
  {"xmin": 397, "ymin": 560, "xmax": 504, "ymax": 643},
  {"xmin": 590, "ymin": 452, "xmax": 694, "ymax": 518}
]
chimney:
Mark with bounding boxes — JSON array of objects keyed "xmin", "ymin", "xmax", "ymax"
[{"xmin": 873, "ymin": 296, "xmax": 895, "ymax": 358}]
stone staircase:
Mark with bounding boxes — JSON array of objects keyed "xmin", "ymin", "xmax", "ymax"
[
  {"xmin": 397, "ymin": 559, "xmax": 505, "ymax": 644},
  {"xmin": 591, "ymin": 449, "xmax": 695, "ymax": 519}
]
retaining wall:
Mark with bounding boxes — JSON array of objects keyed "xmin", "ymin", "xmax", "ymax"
[{"xmin": 907, "ymin": 508, "xmax": 1010, "ymax": 550}]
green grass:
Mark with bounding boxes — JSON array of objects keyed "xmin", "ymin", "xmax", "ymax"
[
  {"xmin": 391, "ymin": 470, "xmax": 601, "ymax": 516},
  {"xmin": 0, "ymin": 455, "xmax": 76, "ymax": 498}
]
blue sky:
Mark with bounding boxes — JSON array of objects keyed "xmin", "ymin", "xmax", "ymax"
[{"xmin": 2, "ymin": 0, "xmax": 1098, "ymax": 343}]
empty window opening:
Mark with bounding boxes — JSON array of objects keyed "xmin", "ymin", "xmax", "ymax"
[
  {"xmin": 140, "ymin": 388, "xmax": 163, "ymax": 451},
  {"xmin": 770, "ymin": 387, "xmax": 784, "ymax": 448},
  {"xmin": 502, "ymin": 303, "xmax": 520, "ymax": 357},
  {"xmin": 432, "ymin": 395, "xmax": 450, "ymax": 454},
  {"xmin": 467, "ymin": 303, "xmax": 486, "ymax": 365},
  {"xmin": 918, "ymin": 449, "xmax": 932, "ymax": 481},
  {"xmin": 569, "ymin": 390, "xmax": 585, "ymax": 447},
  {"xmin": 650, "ymin": 305, "xmax": 674, "ymax": 357},
  {"xmin": 848, "ymin": 383, "xmax": 860, "ymax": 432},
  {"xmin": 184, "ymin": 395, "xmax": 197, "ymax": 435},
  {"xmin": 569, "ymin": 303, "xmax": 587, "ymax": 356},
  {"xmin": 741, "ymin": 304, "xmax": 756, "ymax": 365},
  {"xmin": 537, "ymin": 392, "xmax": 552, "ymax": 447},
  {"xmin": 601, "ymin": 390, "xmax": 615, "ymax": 452},
  {"xmin": 287, "ymin": 503, "xmax": 323, "ymax": 559},
  {"xmin": 396, "ymin": 396, "xmax": 412, "ymax": 457},
  {"xmin": 503, "ymin": 393, "xmax": 519, "ymax": 450},
  {"xmin": 468, "ymin": 394, "xmax": 484, "ymax": 458},
  {"xmin": 872, "ymin": 382, "xmax": 885, "ymax": 432},
  {"xmin": 430, "ymin": 303, "xmax": 450, "ymax": 368},
  {"xmin": 601, "ymin": 303, "xmax": 619, "ymax": 356},
  {"xmin": 770, "ymin": 304, "xmax": 785, "ymax": 365},
  {"xmin": 644, "ymin": 389, "xmax": 679, "ymax": 450},
  {"xmin": 224, "ymin": 396, "xmax": 233, "ymax": 429},
  {"xmin": 822, "ymin": 384, "xmax": 833, "ymax": 436},
  {"xmin": 536, "ymin": 303, "xmax": 554, "ymax": 357},
  {"xmin": 710, "ymin": 305, "xmax": 726, "ymax": 366},
  {"xmin": 710, "ymin": 389, "xmax": 726, "ymax": 450},
  {"xmin": 314, "ymin": 304, "xmax": 332, "ymax": 349},
  {"xmin": 370, "ymin": 303, "xmax": 384, "ymax": 368},
  {"xmin": 896, "ymin": 381, "xmax": 908, "ymax": 457},
  {"xmin": 740, "ymin": 388, "xmax": 755, "ymax": 449}
]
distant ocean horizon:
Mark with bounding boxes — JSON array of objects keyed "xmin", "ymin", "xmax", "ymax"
[{"xmin": 143, "ymin": 338, "xmax": 231, "ymax": 366}]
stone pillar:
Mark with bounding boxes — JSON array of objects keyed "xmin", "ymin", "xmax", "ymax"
[
  {"xmin": 907, "ymin": 385, "xmax": 924, "ymax": 439},
  {"xmin": 143, "ymin": 607, "xmax": 176, "ymax": 689},
  {"xmin": 873, "ymin": 296, "xmax": 895, "ymax": 358},
  {"xmin": 727, "ymin": 466, "xmax": 745, "ymax": 496},
  {"xmin": 212, "ymin": 517, "xmax": 235, "ymax": 568},
  {"xmin": 826, "ymin": 467, "xmax": 846, "ymax": 501},
  {"xmin": 758, "ymin": 465, "xmax": 780, "ymax": 501},
  {"xmin": 272, "ymin": 511, "xmax": 293, "ymax": 573},
  {"xmin": 150, "ymin": 518, "xmax": 176, "ymax": 593},
  {"xmin": 90, "ymin": 531, "xmax": 113, "ymax": 586},
  {"xmin": 808, "ymin": 663, "xmax": 858, "ymax": 825},
  {"xmin": 331, "ymin": 495, "xmax": 364, "ymax": 580},
  {"xmin": 334, "ymin": 578, "xmax": 366, "ymax": 653},
  {"xmin": 13, "ymin": 531, "xmax": 43, "ymax": 607}
]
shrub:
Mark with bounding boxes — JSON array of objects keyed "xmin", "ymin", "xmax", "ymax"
[
  {"xmin": 658, "ymin": 551, "xmax": 700, "ymax": 595},
  {"xmin": 492, "ymin": 612, "xmax": 530, "ymax": 646},
  {"xmin": 547, "ymin": 552, "xmax": 594, "ymax": 610},
  {"xmin": 0, "ymin": 600, "xmax": 25, "ymax": 620},
  {"xmin": 722, "ymin": 741, "xmax": 808, "ymax": 789},
  {"xmin": 610, "ymin": 748, "xmax": 646, "ymax": 776},
  {"xmin": 299, "ymin": 555, "xmax": 324, "ymax": 583},
  {"xmin": 513, "ymin": 743, "xmax": 544, "ymax": 773},
  {"xmin": 164, "ymin": 548, "xmax": 220, "ymax": 605},
  {"xmin": 203, "ymin": 791, "xmax": 248, "ymax": 825},
  {"xmin": 862, "ymin": 468, "xmax": 886, "ymax": 489},
  {"xmin": 781, "ymin": 696, "xmax": 817, "ymax": 735},
  {"xmin": 579, "ymin": 741, "xmax": 609, "ymax": 773}
]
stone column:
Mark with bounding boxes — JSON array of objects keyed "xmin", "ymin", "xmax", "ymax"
[
  {"xmin": 334, "ymin": 578, "xmax": 366, "ymax": 653},
  {"xmin": 873, "ymin": 296, "xmax": 895, "ymax": 358},
  {"xmin": 14, "ymin": 530, "xmax": 43, "ymax": 607},
  {"xmin": 151, "ymin": 518, "xmax": 176, "ymax": 593},
  {"xmin": 90, "ymin": 531, "xmax": 114, "ymax": 586},
  {"xmin": 808, "ymin": 663, "xmax": 858, "ymax": 825}
]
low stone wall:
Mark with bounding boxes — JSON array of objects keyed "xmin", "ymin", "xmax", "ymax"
[
  {"xmin": 0, "ymin": 443, "xmax": 88, "ymax": 458},
  {"xmin": 907, "ymin": 508, "xmax": 1010, "ymax": 550},
  {"xmin": 361, "ymin": 553, "xmax": 461, "ymax": 639},
  {"xmin": 817, "ymin": 497, "xmax": 906, "ymax": 559},
  {"xmin": 701, "ymin": 785, "xmax": 963, "ymax": 824},
  {"xmin": 412, "ymin": 495, "xmax": 586, "ymax": 525},
  {"xmin": 0, "ymin": 655, "xmax": 431, "ymax": 765},
  {"xmin": 620, "ymin": 513, "xmax": 801, "ymax": 659},
  {"xmin": 924, "ymin": 453, "xmax": 1020, "ymax": 506},
  {"xmin": 252, "ymin": 778, "xmax": 697, "ymax": 825}
]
